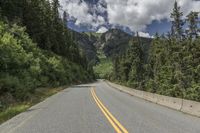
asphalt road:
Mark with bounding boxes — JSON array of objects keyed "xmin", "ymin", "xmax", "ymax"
[{"xmin": 0, "ymin": 80, "xmax": 200, "ymax": 133}]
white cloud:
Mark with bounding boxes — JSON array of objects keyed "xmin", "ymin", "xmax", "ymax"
[
  {"xmin": 96, "ymin": 27, "xmax": 108, "ymax": 33},
  {"xmin": 59, "ymin": 0, "xmax": 200, "ymax": 32},
  {"xmin": 59, "ymin": 0, "xmax": 106, "ymax": 29},
  {"xmin": 138, "ymin": 32, "xmax": 153, "ymax": 38},
  {"xmin": 105, "ymin": 0, "xmax": 200, "ymax": 31}
]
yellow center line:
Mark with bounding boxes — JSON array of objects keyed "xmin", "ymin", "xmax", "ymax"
[
  {"xmin": 92, "ymin": 89, "xmax": 129, "ymax": 133},
  {"xmin": 91, "ymin": 89, "xmax": 122, "ymax": 133},
  {"xmin": 91, "ymin": 87, "xmax": 129, "ymax": 133}
]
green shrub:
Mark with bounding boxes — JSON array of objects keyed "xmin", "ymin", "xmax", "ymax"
[{"xmin": 0, "ymin": 21, "xmax": 93, "ymax": 101}]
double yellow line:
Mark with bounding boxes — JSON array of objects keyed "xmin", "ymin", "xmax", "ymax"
[{"xmin": 91, "ymin": 88, "xmax": 128, "ymax": 133}]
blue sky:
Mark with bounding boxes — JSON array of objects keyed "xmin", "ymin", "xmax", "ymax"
[
  {"xmin": 60, "ymin": 0, "xmax": 199, "ymax": 37},
  {"xmin": 145, "ymin": 20, "xmax": 171, "ymax": 35}
]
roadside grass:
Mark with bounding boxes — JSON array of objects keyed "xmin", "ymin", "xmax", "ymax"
[
  {"xmin": 0, "ymin": 104, "xmax": 30, "ymax": 124},
  {"xmin": 94, "ymin": 51, "xmax": 113, "ymax": 78},
  {"xmin": 0, "ymin": 86, "xmax": 66, "ymax": 124}
]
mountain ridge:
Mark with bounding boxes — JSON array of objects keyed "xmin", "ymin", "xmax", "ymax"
[{"xmin": 72, "ymin": 28, "xmax": 152, "ymax": 65}]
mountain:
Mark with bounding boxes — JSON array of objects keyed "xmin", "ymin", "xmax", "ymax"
[
  {"xmin": 71, "ymin": 29, "xmax": 152, "ymax": 66},
  {"xmin": 94, "ymin": 29, "xmax": 132, "ymax": 57},
  {"xmin": 85, "ymin": 32, "xmax": 102, "ymax": 39},
  {"xmin": 71, "ymin": 30, "xmax": 99, "ymax": 65},
  {"xmin": 94, "ymin": 29, "xmax": 152, "ymax": 58}
]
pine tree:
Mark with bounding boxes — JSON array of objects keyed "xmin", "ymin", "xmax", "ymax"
[
  {"xmin": 113, "ymin": 56, "xmax": 120, "ymax": 80},
  {"xmin": 128, "ymin": 32, "xmax": 145, "ymax": 88},
  {"xmin": 63, "ymin": 11, "xmax": 68, "ymax": 27},
  {"xmin": 186, "ymin": 11, "xmax": 199, "ymax": 39},
  {"xmin": 170, "ymin": 1, "xmax": 184, "ymax": 40},
  {"xmin": 110, "ymin": 2, "xmax": 200, "ymax": 101},
  {"xmin": 52, "ymin": 0, "xmax": 60, "ymax": 22},
  {"xmin": 0, "ymin": 0, "xmax": 24, "ymax": 21}
]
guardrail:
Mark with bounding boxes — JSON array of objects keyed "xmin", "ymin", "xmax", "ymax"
[{"xmin": 106, "ymin": 81, "xmax": 200, "ymax": 117}]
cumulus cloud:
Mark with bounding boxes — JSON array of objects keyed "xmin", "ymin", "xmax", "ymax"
[
  {"xmin": 96, "ymin": 27, "xmax": 108, "ymax": 33},
  {"xmin": 59, "ymin": 0, "xmax": 200, "ymax": 32},
  {"xmin": 138, "ymin": 32, "xmax": 153, "ymax": 38},
  {"xmin": 59, "ymin": 0, "xmax": 106, "ymax": 29},
  {"xmin": 105, "ymin": 0, "xmax": 200, "ymax": 31}
]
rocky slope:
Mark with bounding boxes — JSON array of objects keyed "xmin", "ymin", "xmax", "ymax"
[
  {"xmin": 71, "ymin": 30, "xmax": 99, "ymax": 65},
  {"xmin": 94, "ymin": 29, "xmax": 152, "ymax": 58},
  {"xmin": 95, "ymin": 29, "xmax": 132, "ymax": 57},
  {"xmin": 72, "ymin": 29, "xmax": 152, "ymax": 65}
]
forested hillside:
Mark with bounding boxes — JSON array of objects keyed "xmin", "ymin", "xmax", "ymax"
[
  {"xmin": 93, "ymin": 29, "xmax": 152, "ymax": 79},
  {"xmin": 0, "ymin": 0, "xmax": 94, "ymax": 108},
  {"xmin": 72, "ymin": 31, "xmax": 99, "ymax": 65},
  {"xmin": 111, "ymin": 2, "xmax": 200, "ymax": 101}
]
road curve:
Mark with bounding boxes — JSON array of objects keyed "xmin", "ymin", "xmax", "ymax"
[{"xmin": 0, "ymin": 80, "xmax": 200, "ymax": 133}]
